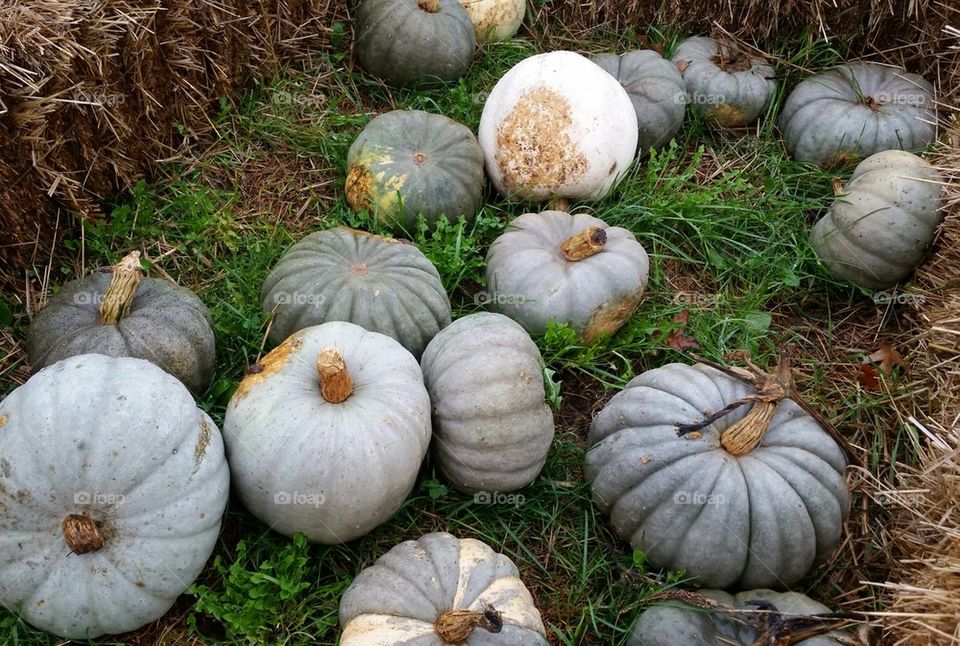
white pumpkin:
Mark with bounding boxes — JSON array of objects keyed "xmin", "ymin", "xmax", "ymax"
[
  {"xmin": 478, "ymin": 51, "xmax": 639, "ymax": 202},
  {"xmin": 223, "ymin": 321, "xmax": 431, "ymax": 544},
  {"xmin": 459, "ymin": 0, "xmax": 525, "ymax": 42},
  {"xmin": 0, "ymin": 354, "xmax": 229, "ymax": 639}
]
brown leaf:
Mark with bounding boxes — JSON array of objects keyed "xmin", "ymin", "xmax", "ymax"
[
  {"xmin": 672, "ymin": 310, "xmax": 690, "ymax": 324},
  {"xmin": 665, "ymin": 310, "xmax": 700, "ymax": 350},
  {"xmin": 676, "ymin": 59, "xmax": 692, "ymax": 74},
  {"xmin": 866, "ymin": 342, "xmax": 904, "ymax": 373},
  {"xmin": 831, "ymin": 176, "xmax": 846, "ymax": 196},
  {"xmin": 857, "ymin": 363, "xmax": 880, "ymax": 390}
]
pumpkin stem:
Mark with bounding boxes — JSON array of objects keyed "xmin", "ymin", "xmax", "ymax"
[
  {"xmin": 97, "ymin": 251, "xmax": 143, "ymax": 325},
  {"xmin": 417, "ymin": 0, "xmax": 440, "ymax": 13},
  {"xmin": 62, "ymin": 514, "xmax": 105, "ymax": 555},
  {"xmin": 548, "ymin": 197, "xmax": 571, "ymax": 212},
  {"xmin": 317, "ymin": 347, "xmax": 354, "ymax": 403},
  {"xmin": 561, "ymin": 226, "xmax": 607, "ymax": 261},
  {"xmin": 831, "ymin": 177, "xmax": 846, "ymax": 196},
  {"xmin": 435, "ymin": 605, "xmax": 503, "ymax": 643}
]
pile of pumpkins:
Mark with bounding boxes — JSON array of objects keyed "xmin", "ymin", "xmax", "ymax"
[{"xmin": 0, "ymin": 0, "xmax": 947, "ymax": 642}]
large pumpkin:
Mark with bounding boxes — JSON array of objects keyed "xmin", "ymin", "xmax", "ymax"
[
  {"xmin": 355, "ymin": 0, "xmax": 476, "ymax": 88},
  {"xmin": 26, "ymin": 251, "xmax": 215, "ymax": 394},
  {"xmin": 590, "ymin": 50, "xmax": 687, "ymax": 155},
  {"xmin": 458, "ymin": 0, "xmax": 525, "ymax": 42},
  {"xmin": 478, "ymin": 51, "xmax": 639, "ymax": 202},
  {"xmin": 420, "ymin": 313, "xmax": 555, "ymax": 493},
  {"xmin": 0, "ymin": 354, "xmax": 229, "ymax": 639},
  {"xmin": 586, "ymin": 361, "xmax": 849, "ymax": 589},
  {"xmin": 811, "ymin": 150, "xmax": 944, "ymax": 289},
  {"xmin": 484, "ymin": 210, "xmax": 649, "ymax": 342},
  {"xmin": 779, "ymin": 63, "xmax": 937, "ymax": 166},
  {"xmin": 346, "ymin": 110, "xmax": 485, "ymax": 230},
  {"xmin": 261, "ymin": 227, "xmax": 452, "ymax": 357},
  {"xmin": 670, "ymin": 37, "xmax": 775, "ymax": 127},
  {"xmin": 629, "ymin": 589, "xmax": 850, "ymax": 645},
  {"xmin": 340, "ymin": 532, "xmax": 549, "ymax": 644},
  {"xmin": 223, "ymin": 321, "xmax": 431, "ymax": 544}
]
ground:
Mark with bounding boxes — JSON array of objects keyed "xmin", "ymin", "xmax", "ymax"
[{"xmin": 0, "ymin": 27, "xmax": 945, "ymax": 645}]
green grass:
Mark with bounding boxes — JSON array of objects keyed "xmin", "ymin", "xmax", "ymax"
[{"xmin": 0, "ymin": 29, "xmax": 924, "ymax": 645}]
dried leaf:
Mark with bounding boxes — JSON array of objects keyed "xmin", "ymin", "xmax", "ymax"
[
  {"xmin": 672, "ymin": 310, "xmax": 690, "ymax": 324},
  {"xmin": 667, "ymin": 330, "xmax": 701, "ymax": 350},
  {"xmin": 866, "ymin": 342, "xmax": 904, "ymax": 373},
  {"xmin": 676, "ymin": 59, "xmax": 692, "ymax": 73},
  {"xmin": 858, "ymin": 363, "xmax": 880, "ymax": 390}
]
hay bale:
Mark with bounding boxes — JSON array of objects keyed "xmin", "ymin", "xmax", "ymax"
[{"xmin": 0, "ymin": 0, "xmax": 346, "ymax": 269}]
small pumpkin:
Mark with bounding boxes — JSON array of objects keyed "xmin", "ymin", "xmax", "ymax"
[
  {"xmin": 420, "ymin": 312, "xmax": 554, "ymax": 493},
  {"xmin": 355, "ymin": 0, "xmax": 476, "ymax": 88},
  {"xmin": 485, "ymin": 210, "xmax": 650, "ymax": 342},
  {"xmin": 779, "ymin": 63, "xmax": 936, "ymax": 166},
  {"xmin": 670, "ymin": 37, "xmax": 775, "ymax": 127},
  {"xmin": 458, "ymin": 0, "xmax": 525, "ymax": 42},
  {"xmin": 478, "ymin": 51, "xmax": 638, "ymax": 202},
  {"xmin": 26, "ymin": 251, "xmax": 215, "ymax": 394},
  {"xmin": 629, "ymin": 589, "xmax": 850, "ymax": 645},
  {"xmin": 591, "ymin": 50, "xmax": 687, "ymax": 155},
  {"xmin": 586, "ymin": 356, "xmax": 849, "ymax": 589},
  {"xmin": 261, "ymin": 227, "xmax": 452, "ymax": 357},
  {"xmin": 0, "ymin": 354, "xmax": 229, "ymax": 639},
  {"xmin": 340, "ymin": 532, "xmax": 549, "ymax": 645},
  {"xmin": 346, "ymin": 110, "xmax": 485, "ymax": 230},
  {"xmin": 223, "ymin": 321, "xmax": 431, "ymax": 544},
  {"xmin": 811, "ymin": 150, "xmax": 944, "ymax": 289}
]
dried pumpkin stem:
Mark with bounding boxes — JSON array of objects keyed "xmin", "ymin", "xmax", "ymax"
[
  {"xmin": 561, "ymin": 227, "xmax": 607, "ymax": 261},
  {"xmin": 435, "ymin": 606, "xmax": 503, "ymax": 643},
  {"xmin": 317, "ymin": 347, "xmax": 353, "ymax": 403},
  {"xmin": 97, "ymin": 251, "xmax": 143, "ymax": 324},
  {"xmin": 417, "ymin": 0, "xmax": 440, "ymax": 13},
  {"xmin": 831, "ymin": 177, "xmax": 846, "ymax": 196},
  {"xmin": 62, "ymin": 514, "xmax": 105, "ymax": 555}
]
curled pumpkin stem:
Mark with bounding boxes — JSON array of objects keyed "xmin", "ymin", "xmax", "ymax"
[
  {"xmin": 561, "ymin": 226, "xmax": 607, "ymax": 261},
  {"xmin": 97, "ymin": 251, "xmax": 143, "ymax": 324},
  {"xmin": 435, "ymin": 604, "xmax": 503, "ymax": 643},
  {"xmin": 317, "ymin": 347, "xmax": 354, "ymax": 403},
  {"xmin": 62, "ymin": 514, "xmax": 105, "ymax": 555}
]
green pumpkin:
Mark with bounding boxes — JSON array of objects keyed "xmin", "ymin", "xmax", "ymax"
[
  {"xmin": 26, "ymin": 251, "xmax": 215, "ymax": 394},
  {"xmin": 261, "ymin": 227, "xmax": 451, "ymax": 357},
  {"xmin": 346, "ymin": 110, "xmax": 485, "ymax": 230},
  {"xmin": 354, "ymin": 0, "xmax": 476, "ymax": 88}
]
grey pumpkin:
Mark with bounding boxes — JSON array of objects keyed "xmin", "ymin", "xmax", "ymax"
[
  {"xmin": 779, "ymin": 62, "xmax": 937, "ymax": 166},
  {"xmin": 346, "ymin": 110, "xmax": 485, "ymax": 230},
  {"xmin": 586, "ymin": 359, "xmax": 850, "ymax": 589},
  {"xmin": 591, "ymin": 50, "xmax": 687, "ymax": 155},
  {"xmin": 26, "ymin": 251, "xmax": 215, "ymax": 394},
  {"xmin": 354, "ymin": 0, "xmax": 476, "ymax": 88},
  {"xmin": 671, "ymin": 36, "xmax": 775, "ymax": 126},
  {"xmin": 811, "ymin": 150, "xmax": 944, "ymax": 289},
  {"xmin": 261, "ymin": 227, "xmax": 451, "ymax": 357},
  {"xmin": 629, "ymin": 589, "xmax": 850, "ymax": 645}
]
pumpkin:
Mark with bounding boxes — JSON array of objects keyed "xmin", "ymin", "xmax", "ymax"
[
  {"xmin": 478, "ymin": 51, "xmax": 639, "ymax": 202},
  {"xmin": 629, "ymin": 589, "xmax": 850, "ymax": 645},
  {"xmin": 26, "ymin": 251, "xmax": 215, "ymax": 394},
  {"xmin": 590, "ymin": 50, "xmax": 687, "ymax": 155},
  {"xmin": 223, "ymin": 321, "xmax": 431, "ymax": 544},
  {"xmin": 670, "ymin": 37, "xmax": 775, "ymax": 127},
  {"xmin": 585, "ymin": 359, "xmax": 849, "ymax": 589},
  {"xmin": 458, "ymin": 0, "xmax": 525, "ymax": 42},
  {"xmin": 779, "ymin": 63, "xmax": 937, "ymax": 166},
  {"xmin": 811, "ymin": 150, "xmax": 944, "ymax": 289},
  {"xmin": 0, "ymin": 354, "xmax": 229, "ymax": 639},
  {"xmin": 354, "ymin": 0, "xmax": 476, "ymax": 88},
  {"xmin": 484, "ymin": 210, "xmax": 649, "ymax": 342},
  {"xmin": 346, "ymin": 110, "xmax": 485, "ymax": 230},
  {"xmin": 339, "ymin": 532, "xmax": 549, "ymax": 644},
  {"xmin": 420, "ymin": 312, "xmax": 554, "ymax": 493},
  {"xmin": 261, "ymin": 227, "xmax": 452, "ymax": 357}
]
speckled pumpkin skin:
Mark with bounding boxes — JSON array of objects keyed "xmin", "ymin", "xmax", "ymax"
[
  {"xmin": 811, "ymin": 150, "xmax": 944, "ymax": 289},
  {"xmin": 629, "ymin": 589, "xmax": 849, "ymax": 645},
  {"xmin": 355, "ymin": 0, "xmax": 476, "ymax": 88},
  {"xmin": 26, "ymin": 273, "xmax": 215, "ymax": 394},
  {"xmin": 458, "ymin": 0, "xmax": 525, "ymax": 42},
  {"xmin": 339, "ymin": 532, "xmax": 549, "ymax": 644},
  {"xmin": 779, "ymin": 63, "xmax": 936, "ymax": 166},
  {"xmin": 671, "ymin": 37, "xmax": 775, "ymax": 127},
  {"xmin": 346, "ymin": 110, "xmax": 485, "ymax": 230}
]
